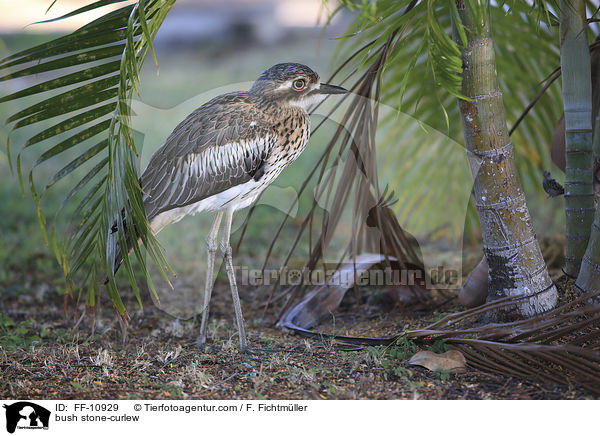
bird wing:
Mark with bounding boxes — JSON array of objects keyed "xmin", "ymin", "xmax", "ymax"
[{"xmin": 141, "ymin": 92, "xmax": 276, "ymax": 221}]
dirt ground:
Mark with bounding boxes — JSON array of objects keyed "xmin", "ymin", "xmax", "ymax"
[{"xmin": 0, "ymin": 256, "xmax": 597, "ymax": 401}]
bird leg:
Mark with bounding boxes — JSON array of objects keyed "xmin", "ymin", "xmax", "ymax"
[
  {"xmin": 220, "ymin": 208, "xmax": 248, "ymax": 353},
  {"xmin": 197, "ymin": 211, "xmax": 223, "ymax": 351}
]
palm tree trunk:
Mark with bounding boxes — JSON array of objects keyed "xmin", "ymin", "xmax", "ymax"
[
  {"xmin": 577, "ymin": 189, "xmax": 600, "ymax": 293},
  {"xmin": 454, "ymin": 1, "xmax": 557, "ymax": 316},
  {"xmin": 560, "ymin": 0, "xmax": 594, "ymax": 276},
  {"xmin": 575, "ymin": 38, "xmax": 600, "ymax": 293}
]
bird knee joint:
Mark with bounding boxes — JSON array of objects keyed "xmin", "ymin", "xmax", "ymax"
[
  {"xmin": 220, "ymin": 243, "xmax": 232, "ymax": 257},
  {"xmin": 205, "ymin": 237, "xmax": 218, "ymax": 253}
]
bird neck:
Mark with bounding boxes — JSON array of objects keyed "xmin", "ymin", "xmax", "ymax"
[
  {"xmin": 246, "ymin": 91, "xmax": 302, "ymax": 114},
  {"xmin": 255, "ymin": 99, "xmax": 308, "ymax": 121}
]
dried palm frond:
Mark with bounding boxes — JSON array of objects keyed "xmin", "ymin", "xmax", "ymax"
[
  {"xmin": 281, "ymin": 284, "xmax": 600, "ymax": 394},
  {"xmin": 236, "ymin": 19, "xmax": 431, "ymax": 321},
  {"xmin": 407, "ymin": 288, "xmax": 600, "ymax": 394}
]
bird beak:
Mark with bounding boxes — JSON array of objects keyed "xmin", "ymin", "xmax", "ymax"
[{"xmin": 316, "ymin": 83, "xmax": 348, "ymax": 94}]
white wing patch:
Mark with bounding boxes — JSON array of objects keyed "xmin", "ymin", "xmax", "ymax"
[{"xmin": 182, "ymin": 135, "xmax": 272, "ymax": 178}]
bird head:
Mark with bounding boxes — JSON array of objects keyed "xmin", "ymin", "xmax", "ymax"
[
  {"xmin": 249, "ymin": 63, "xmax": 347, "ymax": 109},
  {"xmin": 543, "ymin": 171, "xmax": 551, "ymax": 178}
]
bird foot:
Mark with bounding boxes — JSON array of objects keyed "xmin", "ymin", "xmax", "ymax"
[
  {"xmin": 196, "ymin": 339, "xmax": 221, "ymax": 354},
  {"xmin": 197, "ymin": 341, "xmax": 275, "ymax": 356},
  {"xmin": 240, "ymin": 347, "xmax": 280, "ymax": 356}
]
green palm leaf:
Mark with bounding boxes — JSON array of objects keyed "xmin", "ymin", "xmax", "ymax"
[
  {"xmin": 333, "ymin": 0, "xmax": 582, "ymax": 240},
  {"xmin": 1, "ymin": 0, "xmax": 175, "ymax": 328}
]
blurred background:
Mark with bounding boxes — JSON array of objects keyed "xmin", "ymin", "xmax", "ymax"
[{"xmin": 0, "ymin": 1, "xmax": 568, "ymax": 315}]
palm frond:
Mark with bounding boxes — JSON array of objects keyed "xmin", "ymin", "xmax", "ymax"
[
  {"xmin": 331, "ymin": 1, "xmax": 577, "ymax": 241},
  {"xmin": 407, "ymin": 287, "xmax": 600, "ymax": 393},
  {"xmin": 280, "ymin": 284, "xmax": 600, "ymax": 394},
  {"xmin": 1, "ymin": 0, "xmax": 175, "ymax": 327}
]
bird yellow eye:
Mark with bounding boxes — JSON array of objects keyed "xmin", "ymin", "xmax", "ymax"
[{"xmin": 292, "ymin": 79, "xmax": 306, "ymax": 90}]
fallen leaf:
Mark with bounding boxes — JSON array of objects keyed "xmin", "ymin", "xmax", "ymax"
[
  {"xmin": 458, "ymin": 256, "xmax": 488, "ymax": 308},
  {"xmin": 278, "ymin": 253, "xmax": 429, "ymax": 330},
  {"xmin": 278, "ymin": 253, "xmax": 393, "ymax": 329},
  {"xmin": 408, "ymin": 350, "xmax": 466, "ymax": 371}
]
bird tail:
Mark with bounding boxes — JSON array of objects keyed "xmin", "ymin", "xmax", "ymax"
[
  {"xmin": 104, "ymin": 209, "xmax": 141, "ymax": 285},
  {"xmin": 104, "ymin": 178, "xmax": 147, "ymax": 285}
]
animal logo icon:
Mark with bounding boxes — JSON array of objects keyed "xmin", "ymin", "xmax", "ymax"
[{"xmin": 3, "ymin": 402, "xmax": 50, "ymax": 433}]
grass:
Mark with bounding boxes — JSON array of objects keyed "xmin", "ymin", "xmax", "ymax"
[{"xmin": 1, "ymin": 270, "xmax": 595, "ymax": 399}]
